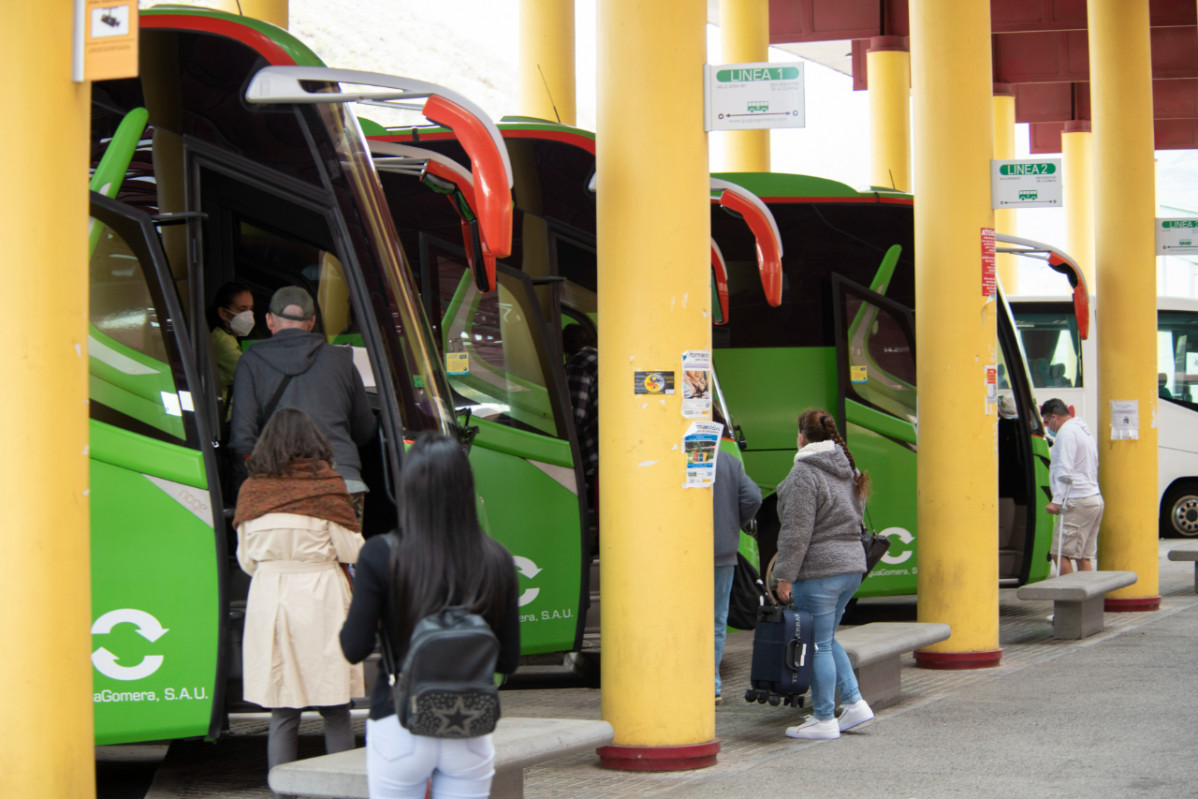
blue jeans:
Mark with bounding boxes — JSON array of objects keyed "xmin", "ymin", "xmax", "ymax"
[
  {"xmin": 714, "ymin": 564, "xmax": 735, "ymax": 697},
  {"xmin": 792, "ymin": 572, "xmax": 864, "ymax": 721}
]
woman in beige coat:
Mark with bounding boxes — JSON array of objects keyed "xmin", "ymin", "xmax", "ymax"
[{"xmin": 233, "ymin": 408, "xmax": 366, "ymax": 785}]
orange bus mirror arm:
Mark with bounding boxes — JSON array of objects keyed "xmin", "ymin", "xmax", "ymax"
[
  {"xmin": 372, "ymin": 142, "xmax": 496, "ymax": 293},
  {"xmin": 1047, "ymin": 252, "xmax": 1090, "ymax": 340},
  {"xmin": 423, "ymin": 95, "xmax": 513, "ymax": 286},
  {"xmin": 711, "ymin": 180, "xmax": 783, "ymax": 307}
]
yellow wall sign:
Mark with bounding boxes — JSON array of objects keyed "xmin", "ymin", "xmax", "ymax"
[{"xmin": 76, "ymin": 0, "xmax": 138, "ymax": 82}]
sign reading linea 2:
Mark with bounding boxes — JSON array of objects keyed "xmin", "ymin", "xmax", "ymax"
[
  {"xmin": 704, "ymin": 61, "xmax": 805, "ymax": 131},
  {"xmin": 990, "ymin": 158, "xmax": 1062, "ymax": 209}
]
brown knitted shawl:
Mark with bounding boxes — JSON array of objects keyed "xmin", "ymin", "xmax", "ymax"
[{"xmin": 232, "ymin": 458, "xmax": 361, "ymax": 533}]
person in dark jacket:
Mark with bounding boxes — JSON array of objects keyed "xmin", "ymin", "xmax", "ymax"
[
  {"xmin": 340, "ymin": 434, "xmax": 520, "ymax": 799},
  {"xmin": 712, "ymin": 417, "xmax": 761, "ymax": 704},
  {"xmin": 774, "ymin": 409, "xmax": 873, "ymax": 740},
  {"xmin": 230, "ymin": 286, "xmax": 377, "ymax": 516}
]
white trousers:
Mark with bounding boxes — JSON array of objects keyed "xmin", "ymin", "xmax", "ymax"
[{"xmin": 365, "ymin": 715, "xmax": 494, "ymax": 799}]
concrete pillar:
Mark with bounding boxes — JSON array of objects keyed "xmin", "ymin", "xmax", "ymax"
[
  {"xmin": 519, "ymin": 0, "xmax": 577, "ymax": 126},
  {"xmin": 993, "ymin": 84, "xmax": 1019, "ymax": 292},
  {"xmin": 718, "ymin": 0, "xmax": 770, "ymax": 172},
  {"xmin": 867, "ymin": 36, "xmax": 910, "ymax": 192},
  {"xmin": 0, "ymin": 4, "xmax": 95, "ymax": 797},
  {"xmin": 1063, "ymin": 121, "xmax": 1096, "ymax": 291},
  {"xmin": 595, "ymin": 0, "xmax": 717, "ymax": 770},
  {"xmin": 1088, "ymin": 0, "xmax": 1160, "ymax": 610},
  {"xmin": 909, "ymin": 0, "xmax": 1002, "ymax": 669}
]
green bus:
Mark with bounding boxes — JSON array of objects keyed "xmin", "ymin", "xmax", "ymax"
[{"xmin": 87, "ymin": 9, "xmax": 595, "ymax": 745}]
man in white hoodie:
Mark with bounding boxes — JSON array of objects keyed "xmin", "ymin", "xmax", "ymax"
[{"xmin": 1040, "ymin": 398, "xmax": 1104, "ymax": 574}]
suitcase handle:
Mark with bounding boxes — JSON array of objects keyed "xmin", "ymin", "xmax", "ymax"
[{"xmin": 784, "ymin": 638, "xmax": 808, "ymax": 670}]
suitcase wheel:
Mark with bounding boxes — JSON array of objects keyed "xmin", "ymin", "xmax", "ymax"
[{"xmin": 767, "ymin": 693, "xmax": 782, "ymax": 707}]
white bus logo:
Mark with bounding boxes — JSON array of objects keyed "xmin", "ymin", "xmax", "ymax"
[{"xmin": 91, "ymin": 609, "xmax": 169, "ymax": 681}]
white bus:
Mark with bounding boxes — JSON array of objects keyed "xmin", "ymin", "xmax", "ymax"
[{"xmin": 1010, "ymin": 294, "xmax": 1198, "ymax": 537}]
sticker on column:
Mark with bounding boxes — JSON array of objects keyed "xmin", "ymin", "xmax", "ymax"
[
  {"xmin": 850, "ymin": 365, "xmax": 868, "ymax": 384},
  {"xmin": 681, "ymin": 350, "xmax": 712, "ymax": 418},
  {"xmin": 985, "ymin": 364, "xmax": 998, "ymax": 413},
  {"xmin": 1110, "ymin": 400, "xmax": 1140, "ymax": 441},
  {"xmin": 683, "ymin": 421, "xmax": 723, "ymax": 488},
  {"xmin": 634, "ymin": 370, "xmax": 675, "ymax": 394},
  {"xmin": 981, "ymin": 227, "xmax": 996, "ymax": 298}
]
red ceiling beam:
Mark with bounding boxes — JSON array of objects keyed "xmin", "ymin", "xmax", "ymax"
[
  {"xmin": 769, "ymin": 0, "xmax": 1195, "ymax": 43},
  {"xmin": 1015, "ymin": 79, "xmax": 1198, "ymax": 124},
  {"xmin": 993, "ymin": 26, "xmax": 1198, "ymax": 83},
  {"xmin": 1029, "ymin": 118, "xmax": 1198, "ymax": 153}
]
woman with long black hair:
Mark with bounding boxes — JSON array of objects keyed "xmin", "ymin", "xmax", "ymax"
[
  {"xmin": 774, "ymin": 409, "xmax": 873, "ymax": 740},
  {"xmin": 341, "ymin": 434, "xmax": 520, "ymax": 799}
]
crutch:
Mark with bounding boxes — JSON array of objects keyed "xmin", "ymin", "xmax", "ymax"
[{"xmin": 1052, "ymin": 475, "xmax": 1074, "ymax": 577}]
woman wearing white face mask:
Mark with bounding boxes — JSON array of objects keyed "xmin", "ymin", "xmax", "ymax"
[{"xmin": 209, "ymin": 282, "xmax": 255, "ymax": 417}]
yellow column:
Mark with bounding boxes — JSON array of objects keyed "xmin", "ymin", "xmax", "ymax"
[
  {"xmin": 0, "ymin": 5, "xmax": 94, "ymax": 798},
  {"xmin": 519, "ymin": 0, "xmax": 577, "ymax": 126},
  {"xmin": 237, "ymin": 0, "xmax": 288, "ymax": 28},
  {"xmin": 1088, "ymin": 0, "xmax": 1160, "ymax": 609},
  {"xmin": 596, "ymin": 0, "xmax": 716, "ymax": 769},
  {"xmin": 993, "ymin": 84, "xmax": 1019, "ymax": 292},
  {"xmin": 909, "ymin": 0, "xmax": 1002, "ymax": 668},
  {"xmin": 718, "ymin": 0, "xmax": 770, "ymax": 172},
  {"xmin": 867, "ymin": 36, "xmax": 910, "ymax": 192},
  {"xmin": 1062, "ymin": 121, "xmax": 1096, "ymax": 290}
]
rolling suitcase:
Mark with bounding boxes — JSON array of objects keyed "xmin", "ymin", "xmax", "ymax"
[{"xmin": 745, "ymin": 588, "xmax": 813, "ymax": 708}]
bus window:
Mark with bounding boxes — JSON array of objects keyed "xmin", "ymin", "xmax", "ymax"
[
  {"xmin": 842, "ymin": 290, "xmax": 916, "ymax": 424},
  {"xmin": 1159, "ymin": 311, "xmax": 1198, "ymax": 404},
  {"xmin": 1014, "ymin": 305, "xmax": 1081, "ymax": 389},
  {"xmin": 90, "ymin": 218, "xmax": 189, "ymax": 443},
  {"xmin": 431, "ymin": 243, "xmax": 566, "ymax": 439}
]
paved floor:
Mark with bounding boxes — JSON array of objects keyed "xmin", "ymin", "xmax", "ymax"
[{"xmin": 118, "ymin": 541, "xmax": 1198, "ymax": 798}]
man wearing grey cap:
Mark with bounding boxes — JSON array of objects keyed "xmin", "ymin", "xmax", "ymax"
[{"xmin": 230, "ymin": 286, "xmax": 378, "ymax": 514}]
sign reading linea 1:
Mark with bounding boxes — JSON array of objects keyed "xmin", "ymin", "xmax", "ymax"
[
  {"xmin": 1156, "ymin": 218, "xmax": 1198, "ymax": 254},
  {"xmin": 704, "ymin": 61, "xmax": 805, "ymax": 131},
  {"xmin": 990, "ymin": 158, "xmax": 1062, "ymax": 209}
]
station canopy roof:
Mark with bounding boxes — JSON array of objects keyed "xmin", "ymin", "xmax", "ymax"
[{"xmin": 755, "ymin": 0, "xmax": 1198, "ymax": 153}]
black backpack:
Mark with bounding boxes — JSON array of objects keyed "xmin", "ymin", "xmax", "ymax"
[
  {"xmin": 383, "ymin": 605, "xmax": 501, "ymax": 739},
  {"xmin": 379, "ymin": 532, "xmax": 502, "ymax": 738}
]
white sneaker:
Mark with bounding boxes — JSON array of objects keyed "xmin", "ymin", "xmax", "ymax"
[
  {"xmin": 837, "ymin": 698, "xmax": 874, "ymax": 732},
  {"xmin": 785, "ymin": 717, "xmax": 840, "ymax": 739}
]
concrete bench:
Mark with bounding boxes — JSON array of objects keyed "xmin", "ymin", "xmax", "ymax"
[
  {"xmin": 1167, "ymin": 542, "xmax": 1198, "ymax": 592},
  {"xmin": 269, "ymin": 717, "xmax": 614, "ymax": 799},
  {"xmin": 837, "ymin": 622, "xmax": 952, "ymax": 710},
  {"xmin": 1016, "ymin": 571, "xmax": 1137, "ymax": 639}
]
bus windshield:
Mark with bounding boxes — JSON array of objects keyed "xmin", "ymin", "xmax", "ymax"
[
  {"xmin": 1159, "ymin": 310, "xmax": 1198, "ymax": 404},
  {"xmin": 1014, "ymin": 302, "xmax": 1083, "ymax": 390}
]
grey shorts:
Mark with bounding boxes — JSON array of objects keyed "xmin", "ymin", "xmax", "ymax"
[{"xmin": 1052, "ymin": 494, "xmax": 1104, "ymax": 560}]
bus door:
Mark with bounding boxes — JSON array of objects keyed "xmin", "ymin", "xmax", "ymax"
[
  {"xmin": 416, "ymin": 237, "xmax": 587, "ymax": 654},
  {"xmin": 831, "ymin": 275, "xmax": 919, "ymax": 596},
  {"xmin": 89, "ymin": 193, "xmax": 224, "ymax": 745},
  {"xmin": 189, "ymin": 155, "xmax": 405, "ymax": 512},
  {"xmin": 995, "ymin": 292, "xmax": 1053, "ymax": 584}
]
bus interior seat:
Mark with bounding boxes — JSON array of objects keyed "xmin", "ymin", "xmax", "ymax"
[{"xmin": 1049, "ymin": 363, "xmax": 1070, "ymax": 386}]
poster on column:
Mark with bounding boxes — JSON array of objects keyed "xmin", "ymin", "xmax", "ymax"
[
  {"xmin": 75, "ymin": 0, "xmax": 139, "ymax": 82},
  {"xmin": 981, "ymin": 228, "xmax": 996, "ymax": 298},
  {"xmin": 683, "ymin": 422, "xmax": 723, "ymax": 489},
  {"xmin": 681, "ymin": 350, "xmax": 712, "ymax": 418},
  {"xmin": 1110, "ymin": 400, "xmax": 1140, "ymax": 441}
]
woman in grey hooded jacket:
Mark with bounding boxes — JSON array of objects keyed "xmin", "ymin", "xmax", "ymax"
[{"xmin": 774, "ymin": 409, "xmax": 873, "ymax": 740}]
